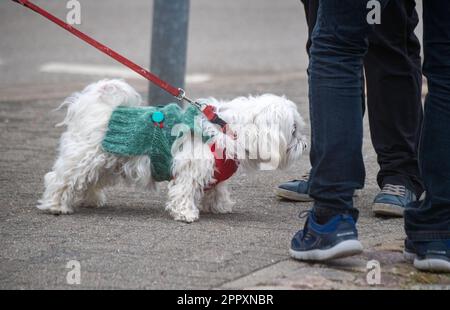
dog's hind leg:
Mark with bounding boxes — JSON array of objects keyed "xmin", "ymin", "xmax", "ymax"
[
  {"xmin": 38, "ymin": 168, "xmax": 76, "ymax": 214},
  {"xmin": 80, "ymin": 184, "xmax": 107, "ymax": 208},
  {"xmin": 201, "ymin": 181, "xmax": 235, "ymax": 214},
  {"xmin": 79, "ymin": 159, "xmax": 124, "ymax": 209},
  {"xmin": 166, "ymin": 136, "xmax": 215, "ymax": 223},
  {"xmin": 37, "ymin": 136, "xmax": 111, "ymax": 214},
  {"xmin": 38, "ymin": 165, "xmax": 83, "ymax": 215}
]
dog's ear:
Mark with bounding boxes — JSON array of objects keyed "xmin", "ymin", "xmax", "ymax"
[
  {"xmin": 257, "ymin": 124, "xmax": 288, "ymax": 170},
  {"xmin": 245, "ymin": 106, "xmax": 289, "ymax": 170},
  {"xmin": 240, "ymin": 123, "xmax": 259, "ymax": 160}
]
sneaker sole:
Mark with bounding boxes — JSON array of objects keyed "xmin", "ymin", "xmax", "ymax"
[
  {"xmin": 372, "ymin": 203, "xmax": 404, "ymax": 217},
  {"xmin": 275, "ymin": 188, "xmax": 313, "ymax": 202},
  {"xmin": 276, "ymin": 188, "xmax": 361, "ymax": 203},
  {"xmin": 289, "ymin": 240, "xmax": 363, "ymax": 261},
  {"xmin": 403, "ymin": 250, "xmax": 416, "ymax": 263},
  {"xmin": 414, "ymin": 258, "xmax": 450, "ymax": 273}
]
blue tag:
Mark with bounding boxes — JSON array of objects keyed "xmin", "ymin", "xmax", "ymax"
[{"xmin": 151, "ymin": 111, "xmax": 165, "ymax": 123}]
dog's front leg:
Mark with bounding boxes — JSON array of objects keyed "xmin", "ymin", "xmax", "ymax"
[
  {"xmin": 166, "ymin": 177, "xmax": 201, "ymax": 223},
  {"xmin": 201, "ymin": 181, "xmax": 235, "ymax": 214},
  {"xmin": 166, "ymin": 137, "xmax": 215, "ymax": 223}
]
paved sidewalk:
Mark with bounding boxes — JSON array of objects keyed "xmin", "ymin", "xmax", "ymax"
[{"xmin": 1, "ymin": 73, "xmax": 449, "ymax": 289}]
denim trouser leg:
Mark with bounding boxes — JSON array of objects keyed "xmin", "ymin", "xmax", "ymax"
[
  {"xmin": 308, "ymin": 0, "xmax": 389, "ymax": 219},
  {"xmin": 303, "ymin": 0, "xmax": 423, "ymax": 199},
  {"xmin": 405, "ymin": 0, "xmax": 450, "ymax": 240},
  {"xmin": 365, "ymin": 0, "xmax": 424, "ymax": 197}
]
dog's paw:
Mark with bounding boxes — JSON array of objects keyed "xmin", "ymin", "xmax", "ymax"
[
  {"xmin": 80, "ymin": 202, "xmax": 104, "ymax": 209},
  {"xmin": 171, "ymin": 210, "xmax": 199, "ymax": 223},
  {"xmin": 37, "ymin": 202, "xmax": 74, "ymax": 215},
  {"xmin": 80, "ymin": 192, "xmax": 106, "ymax": 208},
  {"xmin": 48, "ymin": 207, "xmax": 74, "ymax": 215},
  {"xmin": 202, "ymin": 201, "xmax": 235, "ymax": 214},
  {"xmin": 215, "ymin": 205, "xmax": 234, "ymax": 214}
]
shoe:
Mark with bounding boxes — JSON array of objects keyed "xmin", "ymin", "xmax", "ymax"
[
  {"xmin": 290, "ymin": 212, "xmax": 363, "ymax": 261},
  {"xmin": 403, "ymin": 238, "xmax": 417, "ymax": 263},
  {"xmin": 276, "ymin": 172, "xmax": 360, "ymax": 202},
  {"xmin": 403, "ymin": 238, "xmax": 450, "ymax": 273},
  {"xmin": 275, "ymin": 173, "xmax": 312, "ymax": 202},
  {"xmin": 372, "ymin": 184, "xmax": 416, "ymax": 217}
]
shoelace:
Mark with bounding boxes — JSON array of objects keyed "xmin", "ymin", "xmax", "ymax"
[
  {"xmin": 380, "ymin": 184, "xmax": 406, "ymax": 197},
  {"xmin": 296, "ymin": 172, "xmax": 310, "ymax": 182},
  {"xmin": 298, "ymin": 210, "xmax": 311, "ymax": 220}
]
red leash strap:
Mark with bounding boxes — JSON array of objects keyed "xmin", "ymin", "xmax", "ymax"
[
  {"xmin": 12, "ymin": 0, "xmax": 181, "ymax": 98},
  {"xmin": 12, "ymin": 0, "xmax": 230, "ymax": 131}
]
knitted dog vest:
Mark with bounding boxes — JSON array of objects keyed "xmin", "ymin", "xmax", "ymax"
[
  {"xmin": 102, "ymin": 103, "xmax": 239, "ymax": 184},
  {"xmin": 102, "ymin": 103, "xmax": 202, "ymax": 182}
]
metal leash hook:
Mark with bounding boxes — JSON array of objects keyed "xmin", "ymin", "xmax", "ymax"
[
  {"xmin": 176, "ymin": 88, "xmax": 204, "ymax": 110},
  {"xmin": 176, "ymin": 88, "xmax": 228, "ymax": 130}
]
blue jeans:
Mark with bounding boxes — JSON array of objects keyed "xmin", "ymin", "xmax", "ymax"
[
  {"xmin": 309, "ymin": 0, "xmax": 389, "ymax": 219},
  {"xmin": 404, "ymin": 1, "xmax": 450, "ymax": 240},
  {"xmin": 310, "ymin": 0, "xmax": 450, "ymax": 239},
  {"xmin": 303, "ymin": 0, "xmax": 424, "ymax": 198}
]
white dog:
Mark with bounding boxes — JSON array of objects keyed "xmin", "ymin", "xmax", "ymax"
[{"xmin": 38, "ymin": 79, "xmax": 306, "ymax": 222}]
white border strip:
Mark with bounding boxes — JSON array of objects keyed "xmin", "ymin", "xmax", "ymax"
[{"xmin": 39, "ymin": 62, "xmax": 211, "ymax": 84}]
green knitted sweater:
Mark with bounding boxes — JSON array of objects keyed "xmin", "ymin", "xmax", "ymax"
[{"xmin": 102, "ymin": 103, "xmax": 202, "ymax": 182}]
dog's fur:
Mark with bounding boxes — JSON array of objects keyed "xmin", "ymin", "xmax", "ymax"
[{"xmin": 37, "ymin": 79, "xmax": 306, "ymax": 222}]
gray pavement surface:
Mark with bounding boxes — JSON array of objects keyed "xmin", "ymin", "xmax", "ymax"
[
  {"xmin": 0, "ymin": 0, "xmax": 309, "ymax": 88},
  {"xmin": 1, "ymin": 0, "xmax": 448, "ymax": 290},
  {"xmin": 2, "ymin": 74, "xmax": 449, "ymax": 289}
]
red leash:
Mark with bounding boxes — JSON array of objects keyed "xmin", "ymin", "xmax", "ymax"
[{"xmin": 11, "ymin": 0, "xmax": 228, "ymax": 129}]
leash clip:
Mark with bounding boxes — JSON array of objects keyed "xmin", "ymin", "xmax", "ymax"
[
  {"xmin": 176, "ymin": 88, "xmax": 186, "ymax": 101},
  {"xmin": 177, "ymin": 88, "xmax": 205, "ymax": 110},
  {"xmin": 176, "ymin": 88, "xmax": 228, "ymax": 131}
]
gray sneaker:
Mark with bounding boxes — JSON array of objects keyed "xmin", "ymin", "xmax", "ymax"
[
  {"xmin": 372, "ymin": 184, "xmax": 416, "ymax": 217},
  {"xmin": 276, "ymin": 172, "xmax": 360, "ymax": 202},
  {"xmin": 275, "ymin": 173, "xmax": 312, "ymax": 202}
]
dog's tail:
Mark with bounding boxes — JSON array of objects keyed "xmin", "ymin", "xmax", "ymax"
[{"xmin": 56, "ymin": 79, "xmax": 143, "ymax": 127}]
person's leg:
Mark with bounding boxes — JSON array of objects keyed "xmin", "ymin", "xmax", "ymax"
[
  {"xmin": 291, "ymin": 0, "xmax": 389, "ymax": 261},
  {"xmin": 276, "ymin": 0, "xmax": 323, "ymax": 203},
  {"xmin": 404, "ymin": 0, "xmax": 450, "ymax": 272},
  {"xmin": 364, "ymin": 0, "xmax": 424, "ymax": 216},
  {"xmin": 301, "ymin": 0, "xmax": 318, "ymax": 53},
  {"xmin": 276, "ymin": 0, "xmax": 364, "ymax": 202},
  {"xmin": 308, "ymin": 0, "xmax": 379, "ymax": 221},
  {"xmin": 276, "ymin": 0, "xmax": 320, "ymax": 203}
]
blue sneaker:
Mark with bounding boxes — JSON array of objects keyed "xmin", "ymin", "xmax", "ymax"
[
  {"xmin": 290, "ymin": 212, "xmax": 363, "ymax": 261},
  {"xmin": 372, "ymin": 184, "xmax": 416, "ymax": 217},
  {"xmin": 276, "ymin": 172, "xmax": 361, "ymax": 202},
  {"xmin": 275, "ymin": 173, "xmax": 312, "ymax": 202},
  {"xmin": 403, "ymin": 238, "xmax": 450, "ymax": 273}
]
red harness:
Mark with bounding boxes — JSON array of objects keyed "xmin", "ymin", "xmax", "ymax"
[{"xmin": 209, "ymin": 144, "xmax": 239, "ymax": 186}]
